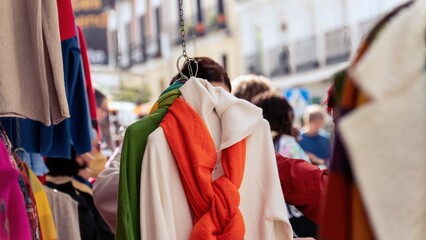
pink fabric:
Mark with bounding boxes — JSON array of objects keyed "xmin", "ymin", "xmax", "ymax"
[{"xmin": 0, "ymin": 141, "xmax": 31, "ymax": 240}]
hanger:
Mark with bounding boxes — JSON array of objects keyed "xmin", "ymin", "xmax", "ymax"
[{"xmin": 176, "ymin": 55, "xmax": 199, "ymax": 82}]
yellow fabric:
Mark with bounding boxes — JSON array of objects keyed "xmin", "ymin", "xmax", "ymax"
[
  {"xmin": 25, "ymin": 164, "xmax": 58, "ymax": 240},
  {"xmin": 351, "ymin": 185, "xmax": 374, "ymax": 240},
  {"xmin": 149, "ymin": 102, "xmax": 159, "ymax": 115}
]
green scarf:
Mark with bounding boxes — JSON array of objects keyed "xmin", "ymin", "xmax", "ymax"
[{"xmin": 116, "ymin": 83, "xmax": 182, "ymax": 240}]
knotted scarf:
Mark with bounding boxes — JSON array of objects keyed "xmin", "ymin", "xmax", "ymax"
[{"xmin": 160, "ymin": 98, "xmax": 246, "ymax": 240}]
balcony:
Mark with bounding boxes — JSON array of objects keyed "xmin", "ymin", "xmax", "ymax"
[
  {"xmin": 325, "ymin": 27, "xmax": 351, "ymax": 65},
  {"xmin": 265, "ymin": 46, "xmax": 292, "ymax": 78},
  {"xmin": 167, "ymin": 5, "xmax": 228, "ymax": 46},
  {"xmin": 246, "ymin": 52, "xmax": 263, "ymax": 75},
  {"xmin": 129, "ymin": 36, "xmax": 162, "ymax": 65},
  {"xmin": 293, "ymin": 36, "xmax": 319, "ymax": 72}
]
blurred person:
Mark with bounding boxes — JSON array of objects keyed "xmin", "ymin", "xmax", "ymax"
[
  {"xmin": 45, "ymin": 148, "xmax": 114, "ymax": 240},
  {"xmin": 233, "ymin": 74, "xmax": 302, "ymax": 139},
  {"xmin": 253, "ymin": 91, "xmax": 309, "ymax": 161},
  {"xmin": 95, "ymin": 89, "xmax": 114, "ymax": 151},
  {"xmin": 252, "ymin": 91, "xmax": 318, "ymax": 238},
  {"xmin": 232, "ymin": 74, "xmax": 272, "ymax": 102},
  {"xmin": 300, "ymin": 105, "xmax": 331, "ymax": 167},
  {"xmin": 74, "ymin": 128, "xmax": 108, "ymax": 187}
]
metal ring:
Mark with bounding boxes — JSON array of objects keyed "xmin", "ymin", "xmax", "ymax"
[{"xmin": 14, "ymin": 147, "xmax": 28, "ymax": 161}]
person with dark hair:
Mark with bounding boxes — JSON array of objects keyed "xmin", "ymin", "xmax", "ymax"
[
  {"xmin": 170, "ymin": 57, "xmax": 232, "ymax": 92},
  {"xmin": 95, "ymin": 89, "xmax": 114, "ymax": 151},
  {"xmin": 45, "ymin": 149, "xmax": 114, "ymax": 240},
  {"xmin": 253, "ymin": 91, "xmax": 309, "ymax": 161},
  {"xmin": 253, "ymin": 91, "xmax": 318, "ymax": 238}
]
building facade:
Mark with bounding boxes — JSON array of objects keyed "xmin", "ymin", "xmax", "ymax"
[
  {"xmin": 91, "ymin": 0, "xmax": 240, "ymax": 99},
  {"xmin": 84, "ymin": 0, "xmax": 408, "ymax": 102},
  {"xmin": 236, "ymin": 0, "xmax": 408, "ymax": 102}
]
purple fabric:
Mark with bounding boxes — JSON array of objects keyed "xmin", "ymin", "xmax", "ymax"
[{"xmin": 0, "ymin": 141, "xmax": 31, "ymax": 240}]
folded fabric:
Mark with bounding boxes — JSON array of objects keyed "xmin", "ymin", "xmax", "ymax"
[
  {"xmin": 340, "ymin": 1, "xmax": 426, "ymax": 238},
  {"xmin": 318, "ymin": 3, "xmax": 413, "ymax": 239},
  {"xmin": 116, "ymin": 83, "xmax": 182, "ymax": 240},
  {"xmin": 140, "ymin": 78, "xmax": 292, "ymax": 240},
  {"xmin": 161, "ymin": 98, "xmax": 246, "ymax": 239}
]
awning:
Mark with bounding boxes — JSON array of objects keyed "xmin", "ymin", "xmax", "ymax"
[{"xmin": 271, "ymin": 62, "xmax": 349, "ymax": 89}]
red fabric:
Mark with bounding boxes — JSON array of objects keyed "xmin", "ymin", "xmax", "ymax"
[
  {"xmin": 276, "ymin": 153, "xmax": 328, "ymax": 224},
  {"xmin": 77, "ymin": 26, "xmax": 98, "ymax": 134},
  {"xmin": 160, "ymin": 98, "xmax": 246, "ymax": 240},
  {"xmin": 56, "ymin": 0, "xmax": 76, "ymax": 40},
  {"xmin": 37, "ymin": 175, "xmax": 46, "ymax": 184}
]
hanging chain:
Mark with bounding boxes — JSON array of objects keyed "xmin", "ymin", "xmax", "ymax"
[
  {"xmin": 177, "ymin": 0, "xmax": 197, "ymax": 77},
  {"xmin": 179, "ymin": 0, "xmax": 187, "ymax": 60}
]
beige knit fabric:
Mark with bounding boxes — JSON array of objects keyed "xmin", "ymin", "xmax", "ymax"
[
  {"xmin": 339, "ymin": 1, "xmax": 426, "ymax": 239},
  {"xmin": 45, "ymin": 186, "xmax": 81, "ymax": 240},
  {"xmin": 0, "ymin": 0, "xmax": 69, "ymax": 126}
]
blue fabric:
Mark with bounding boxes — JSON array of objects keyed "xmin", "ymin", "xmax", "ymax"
[
  {"xmin": 0, "ymin": 37, "xmax": 92, "ymax": 158},
  {"xmin": 25, "ymin": 153, "xmax": 49, "ymax": 176},
  {"xmin": 299, "ymin": 131, "xmax": 331, "ymax": 162},
  {"xmin": 15, "ymin": 151, "xmax": 49, "ymax": 176}
]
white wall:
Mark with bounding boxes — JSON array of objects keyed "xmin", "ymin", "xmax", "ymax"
[{"xmin": 236, "ymin": 0, "xmax": 408, "ymax": 70}]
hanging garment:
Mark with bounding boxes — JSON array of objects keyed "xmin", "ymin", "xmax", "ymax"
[
  {"xmin": 0, "ymin": 140, "xmax": 31, "ymax": 240},
  {"xmin": 77, "ymin": 25, "xmax": 99, "ymax": 132},
  {"xmin": 160, "ymin": 98, "xmax": 247, "ymax": 239},
  {"xmin": 24, "ymin": 164, "xmax": 57, "ymax": 240},
  {"xmin": 44, "ymin": 187, "xmax": 80, "ymax": 240},
  {"xmin": 93, "ymin": 147, "xmax": 122, "ymax": 232},
  {"xmin": 140, "ymin": 78, "xmax": 292, "ymax": 240},
  {"xmin": 46, "ymin": 176, "xmax": 114, "ymax": 240},
  {"xmin": 0, "ymin": 0, "xmax": 69, "ymax": 126},
  {"xmin": 318, "ymin": 2, "xmax": 414, "ymax": 240},
  {"xmin": 115, "ymin": 83, "xmax": 182, "ymax": 240},
  {"xmin": 18, "ymin": 153, "xmax": 49, "ymax": 177},
  {"xmin": 19, "ymin": 161, "xmax": 43, "ymax": 240},
  {"xmin": 339, "ymin": 1, "xmax": 426, "ymax": 239},
  {"xmin": 0, "ymin": 124, "xmax": 43, "ymax": 240},
  {"xmin": 0, "ymin": 0, "xmax": 93, "ymax": 158}
]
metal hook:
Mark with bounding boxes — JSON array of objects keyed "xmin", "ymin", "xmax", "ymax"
[
  {"xmin": 14, "ymin": 147, "xmax": 28, "ymax": 162},
  {"xmin": 176, "ymin": 55, "xmax": 188, "ymax": 80},
  {"xmin": 176, "ymin": 55, "xmax": 199, "ymax": 79}
]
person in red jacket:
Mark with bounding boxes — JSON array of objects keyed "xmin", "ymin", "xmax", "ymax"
[{"xmin": 276, "ymin": 153, "xmax": 329, "ymax": 223}]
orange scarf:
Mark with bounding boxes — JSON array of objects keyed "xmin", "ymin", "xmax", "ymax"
[{"xmin": 160, "ymin": 98, "xmax": 246, "ymax": 240}]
